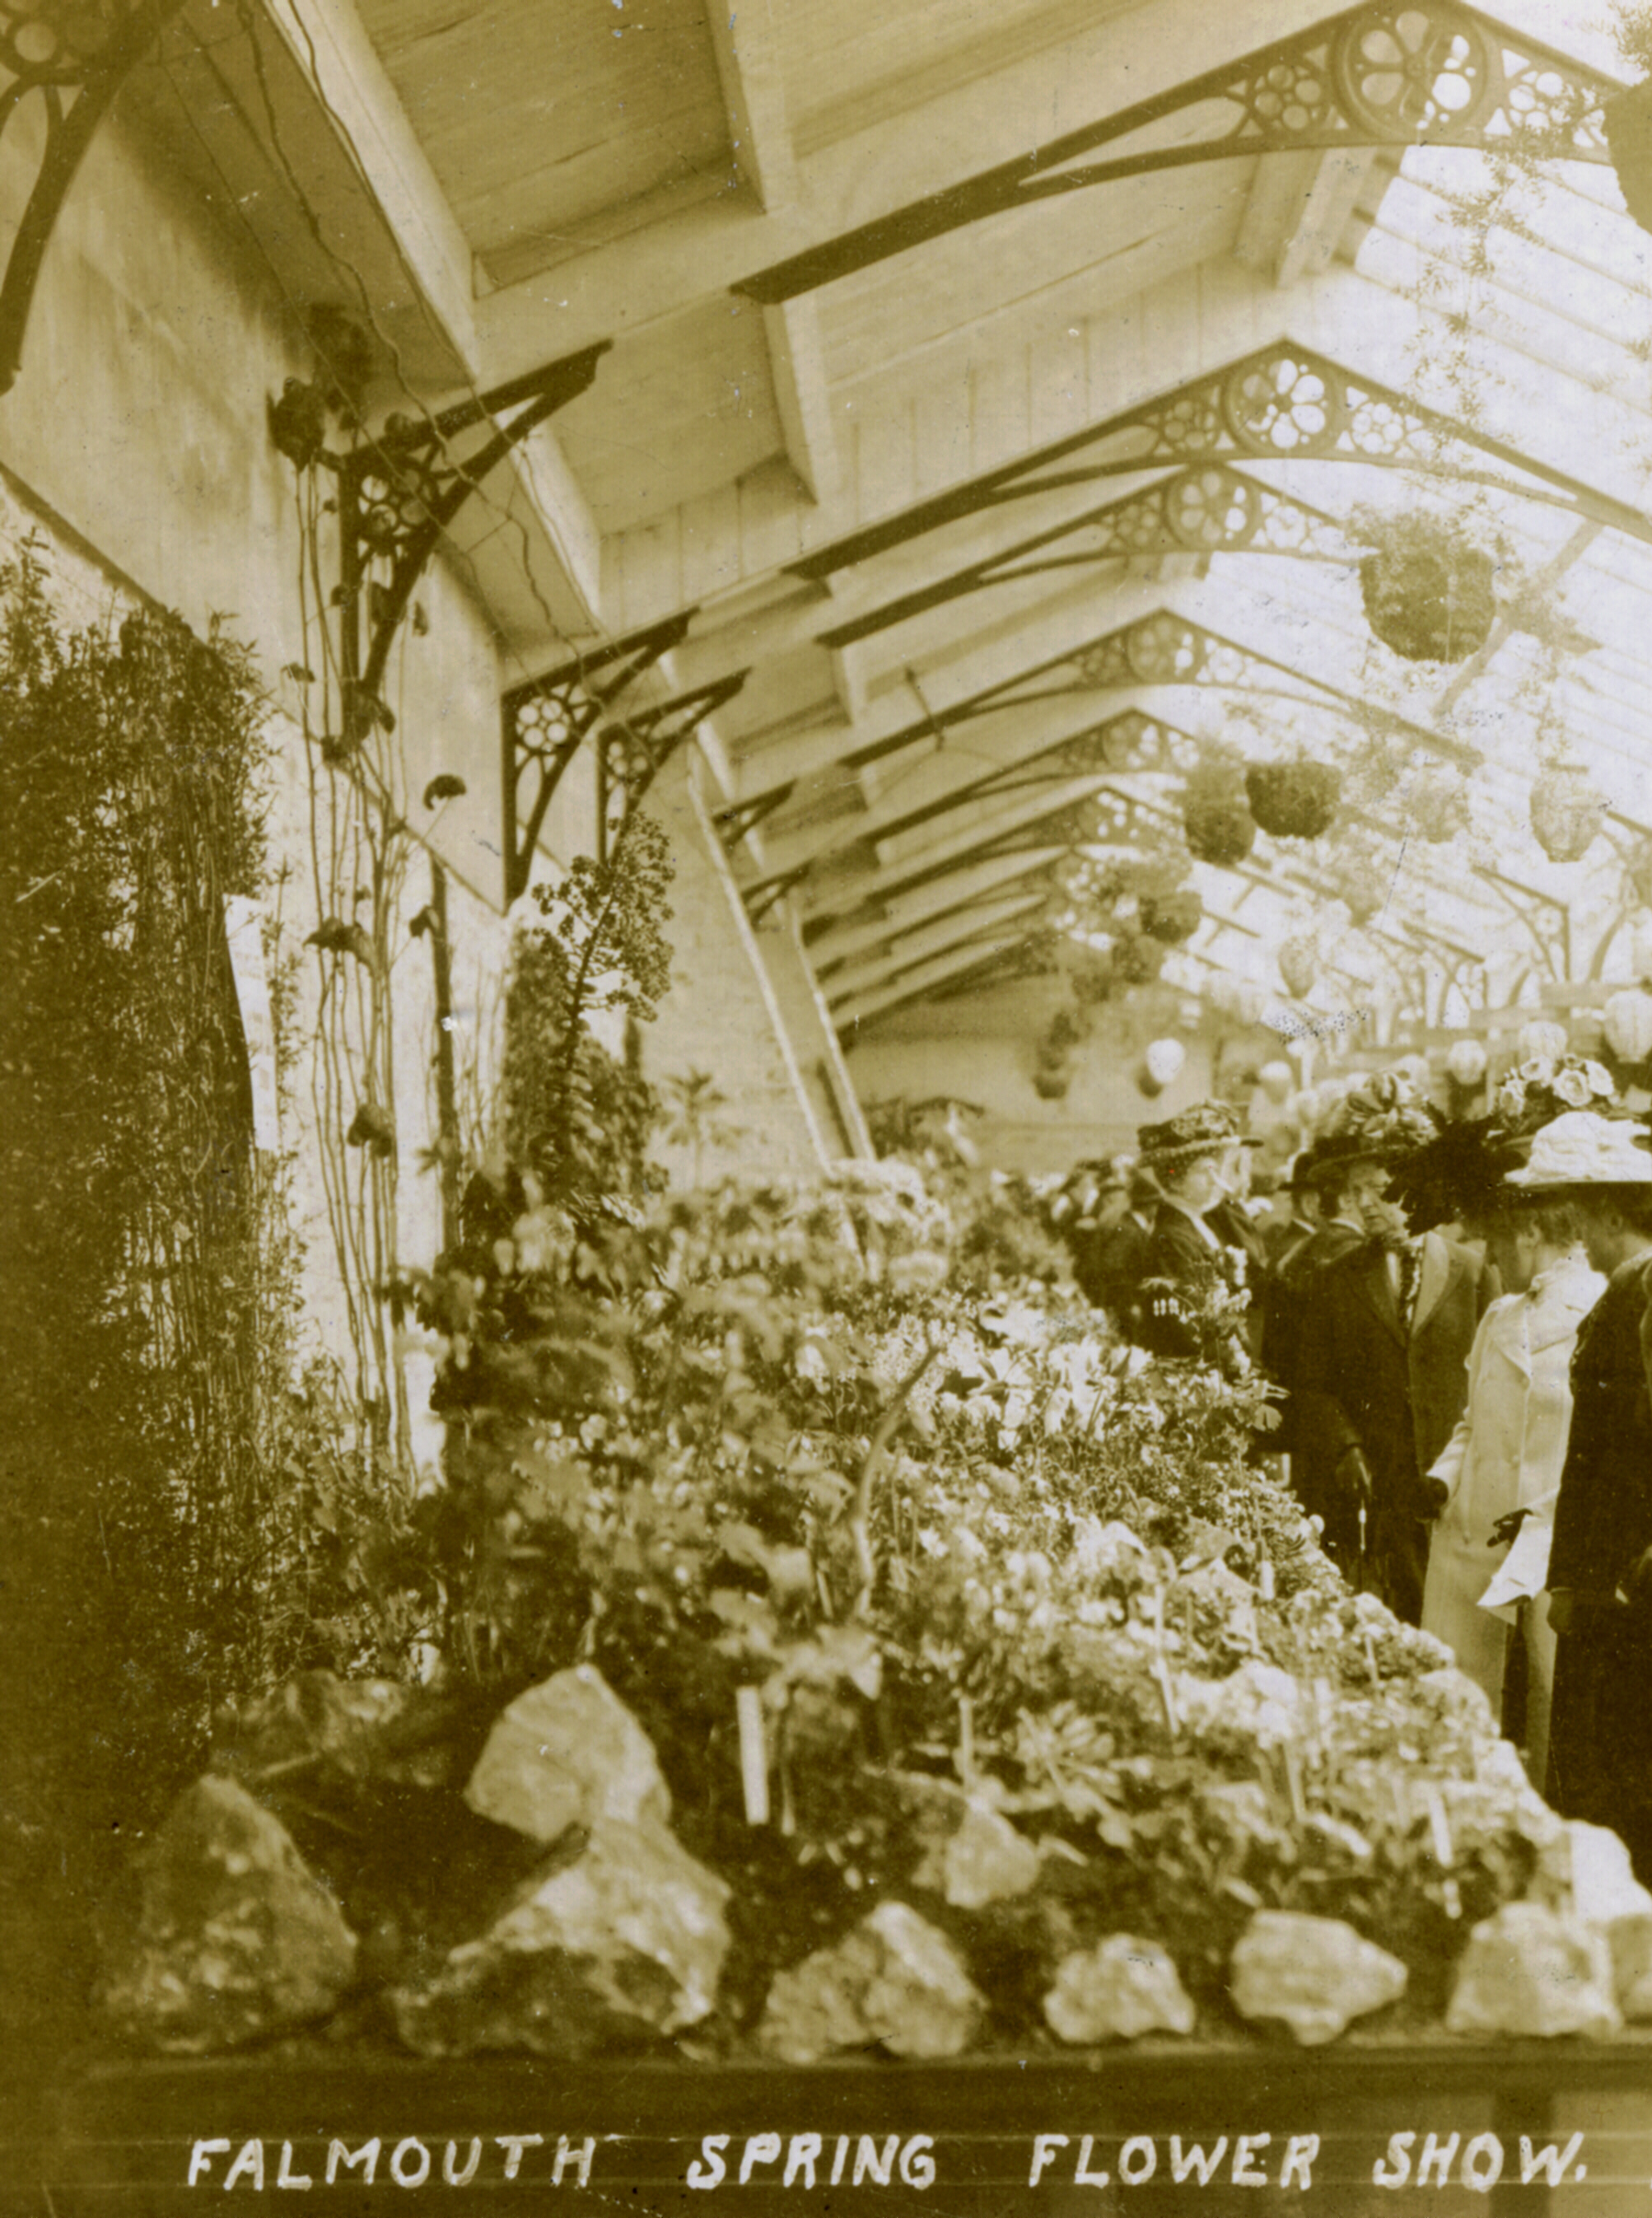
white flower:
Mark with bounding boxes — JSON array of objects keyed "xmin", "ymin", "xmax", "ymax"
[
  {"xmin": 1519, "ymin": 1058, "xmax": 1556, "ymax": 1086},
  {"xmin": 1552, "ymin": 1067, "xmax": 1592, "ymax": 1109},
  {"xmin": 1496, "ymin": 1079, "xmax": 1524, "ymax": 1120},
  {"xmin": 1585, "ymin": 1061, "xmax": 1617, "ymax": 1098}
]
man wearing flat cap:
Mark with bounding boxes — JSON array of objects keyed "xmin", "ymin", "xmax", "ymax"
[
  {"xmin": 1287, "ymin": 1076, "xmax": 1490, "ymax": 1623},
  {"xmin": 1125, "ymin": 1103, "xmax": 1256, "ymax": 1363}
]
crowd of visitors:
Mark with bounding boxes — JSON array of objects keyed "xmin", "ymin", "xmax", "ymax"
[{"xmin": 1051, "ymin": 1054, "xmax": 1652, "ymax": 1879}]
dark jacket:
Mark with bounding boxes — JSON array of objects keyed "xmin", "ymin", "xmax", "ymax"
[
  {"xmin": 1085, "ymin": 1209, "xmax": 1154, "ymax": 1318},
  {"xmin": 1128, "ymin": 1202, "xmax": 1249, "ymax": 1362},
  {"xmin": 1290, "ymin": 1232, "xmax": 1490, "ymax": 1624},
  {"xmin": 1263, "ymin": 1220, "xmax": 1365, "ymax": 1451},
  {"xmin": 1545, "ymin": 1257, "xmax": 1652, "ymax": 1871}
]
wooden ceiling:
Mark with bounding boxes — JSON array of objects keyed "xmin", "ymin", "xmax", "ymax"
[{"xmin": 301, "ymin": 0, "xmax": 1652, "ymax": 1032}]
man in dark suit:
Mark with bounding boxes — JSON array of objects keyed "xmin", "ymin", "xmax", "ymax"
[{"xmin": 1290, "ymin": 1099, "xmax": 1490, "ymax": 1624}]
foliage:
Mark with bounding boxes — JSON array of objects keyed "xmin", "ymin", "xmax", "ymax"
[
  {"xmin": 0, "ymin": 548, "xmax": 300, "ymax": 2044},
  {"xmin": 1180, "ymin": 762, "xmax": 1256, "ymax": 867},
  {"xmin": 1351, "ymin": 508, "xmax": 1496, "ymax": 665},
  {"xmin": 662, "ymin": 1068, "xmax": 740, "ymax": 1185},
  {"xmin": 503, "ymin": 814, "xmax": 674, "ymax": 1207},
  {"xmin": 1244, "ymin": 759, "xmax": 1341, "ymax": 841}
]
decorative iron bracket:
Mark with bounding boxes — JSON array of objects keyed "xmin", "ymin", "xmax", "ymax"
[
  {"xmin": 827, "ymin": 605, "xmax": 1475, "ymax": 792},
  {"xmin": 323, "ymin": 344, "xmax": 609, "ymax": 762},
  {"xmin": 819, "ymin": 465, "xmax": 1350, "ymax": 649},
  {"xmin": 594, "ymin": 670, "xmax": 749, "ymax": 864},
  {"xmin": 826, "ymin": 887, "xmax": 1066, "ymax": 1008},
  {"xmin": 744, "ymin": 861, "xmax": 814, "ymax": 924},
  {"xmin": 815, "ymin": 854, "xmax": 1071, "ymax": 982},
  {"xmin": 789, "ymin": 337, "xmax": 1652, "ymax": 583},
  {"xmin": 714, "ymin": 784, "xmax": 796, "ymax": 856},
  {"xmin": 0, "ymin": 0, "xmax": 186, "ymax": 395},
  {"xmin": 735, "ymin": 4, "xmax": 1615, "ymax": 305},
  {"xmin": 502, "ymin": 614, "xmax": 693, "ymax": 903}
]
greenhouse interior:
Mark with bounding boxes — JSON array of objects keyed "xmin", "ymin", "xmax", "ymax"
[{"xmin": 16, "ymin": 0, "xmax": 1652, "ymax": 2205}]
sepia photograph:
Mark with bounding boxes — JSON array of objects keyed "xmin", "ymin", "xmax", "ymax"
[{"xmin": 8, "ymin": 0, "xmax": 1652, "ymax": 2207}]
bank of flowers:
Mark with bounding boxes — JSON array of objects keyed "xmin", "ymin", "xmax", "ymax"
[{"xmin": 96, "ymin": 1159, "xmax": 1645, "ymax": 2062}]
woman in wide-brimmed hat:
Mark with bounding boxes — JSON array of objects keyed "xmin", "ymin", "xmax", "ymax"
[
  {"xmin": 1510, "ymin": 1112, "xmax": 1652, "ymax": 1875},
  {"xmin": 1285, "ymin": 1075, "xmax": 1491, "ymax": 1624},
  {"xmin": 1412, "ymin": 1111, "xmax": 1609, "ymax": 1790},
  {"xmin": 1123, "ymin": 1103, "xmax": 1253, "ymax": 1362}
]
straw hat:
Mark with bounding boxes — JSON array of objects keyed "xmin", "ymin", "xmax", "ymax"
[{"xmin": 1505, "ymin": 1109, "xmax": 1652, "ymax": 1189}]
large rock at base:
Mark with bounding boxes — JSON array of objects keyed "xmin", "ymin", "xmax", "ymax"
[
  {"xmin": 1043, "ymin": 1935, "xmax": 1196, "ymax": 2044},
  {"xmin": 464, "ymin": 1667, "xmax": 670, "ymax": 1845},
  {"xmin": 900, "ymin": 1778, "xmax": 1039, "ymax": 1910},
  {"xmin": 1566, "ymin": 1822, "xmax": 1652, "ymax": 2021},
  {"xmin": 97, "ymin": 1777, "xmax": 357, "ymax": 2053},
  {"xmin": 1447, "ymin": 1901, "xmax": 1621, "ymax": 2039},
  {"xmin": 390, "ymin": 1816, "xmax": 729, "ymax": 2057},
  {"xmin": 1230, "ymin": 1912, "xmax": 1405, "ymax": 2046},
  {"xmin": 757, "ymin": 1902, "xmax": 985, "ymax": 2064}
]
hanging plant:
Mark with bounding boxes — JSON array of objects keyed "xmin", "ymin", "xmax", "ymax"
[
  {"xmin": 1181, "ymin": 763, "xmax": 1256, "ymax": 868},
  {"xmin": 1445, "ymin": 1038, "xmax": 1488, "ymax": 1090},
  {"xmin": 1277, "ymin": 934, "xmax": 1318, "ymax": 1000},
  {"xmin": 1356, "ymin": 511, "xmax": 1497, "ymax": 664},
  {"xmin": 1515, "ymin": 1019, "xmax": 1570, "ymax": 1065},
  {"xmin": 1258, "ymin": 1059, "xmax": 1294, "ymax": 1104},
  {"xmin": 1408, "ymin": 771, "xmax": 1470, "ymax": 844},
  {"xmin": 1244, "ymin": 759, "xmax": 1342, "ymax": 841},
  {"xmin": 1138, "ymin": 889, "xmax": 1203, "ymax": 945},
  {"xmin": 1529, "ymin": 762, "xmax": 1604, "ymax": 864},
  {"xmin": 1110, "ymin": 928, "xmax": 1168, "ymax": 988},
  {"xmin": 1604, "ymin": 988, "xmax": 1652, "ymax": 1067},
  {"xmin": 1625, "ymin": 836, "xmax": 1652, "ymax": 911},
  {"xmin": 1144, "ymin": 1036, "xmax": 1186, "ymax": 1088}
]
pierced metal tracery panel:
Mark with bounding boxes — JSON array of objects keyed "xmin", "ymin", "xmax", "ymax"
[
  {"xmin": 818, "ymin": 465, "xmax": 1348, "ymax": 650},
  {"xmin": 502, "ymin": 615, "xmax": 692, "ymax": 903},
  {"xmin": 791, "ymin": 339, "xmax": 1650, "ymax": 583},
  {"xmin": 0, "ymin": 0, "xmax": 187, "ymax": 393},
  {"xmin": 735, "ymin": 4, "xmax": 1614, "ymax": 305}
]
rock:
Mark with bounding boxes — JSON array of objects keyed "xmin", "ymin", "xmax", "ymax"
[
  {"xmin": 1230, "ymin": 1912, "xmax": 1406, "ymax": 2046},
  {"xmin": 1043, "ymin": 1935, "xmax": 1196, "ymax": 2044},
  {"xmin": 901, "ymin": 1779, "xmax": 1038, "ymax": 1909},
  {"xmin": 217, "ymin": 1671, "xmax": 464, "ymax": 1791},
  {"xmin": 758, "ymin": 1901, "xmax": 985, "ymax": 2064},
  {"xmin": 1445, "ymin": 1902, "xmax": 1621, "ymax": 2039},
  {"xmin": 464, "ymin": 1666, "xmax": 670, "ymax": 1845},
  {"xmin": 97, "ymin": 1777, "xmax": 357, "ymax": 2053},
  {"xmin": 390, "ymin": 1816, "xmax": 730, "ymax": 2057},
  {"xmin": 1564, "ymin": 1823, "xmax": 1652, "ymax": 2022}
]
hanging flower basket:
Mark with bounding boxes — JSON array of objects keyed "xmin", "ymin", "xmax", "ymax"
[
  {"xmin": 1357, "ymin": 514, "xmax": 1496, "ymax": 664},
  {"xmin": 1181, "ymin": 765, "xmax": 1256, "ymax": 868},
  {"xmin": 1408, "ymin": 771, "xmax": 1470, "ymax": 844},
  {"xmin": 1515, "ymin": 1019, "xmax": 1569, "ymax": 1066},
  {"xmin": 1605, "ymin": 77, "xmax": 1652, "ymax": 236},
  {"xmin": 1258, "ymin": 1059, "xmax": 1294, "ymax": 1104},
  {"xmin": 1110, "ymin": 930, "xmax": 1168, "ymax": 987},
  {"xmin": 1277, "ymin": 933, "xmax": 1318, "ymax": 999},
  {"xmin": 1604, "ymin": 988, "xmax": 1652, "ymax": 1067},
  {"xmin": 1144, "ymin": 1036, "xmax": 1185, "ymax": 1087},
  {"xmin": 1625, "ymin": 837, "xmax": 1652, "ymax": 912},
  {"xmin": 1445, "ymin": 1038, "xmax": 1488, "ymax": 1090},
  {"xmin": 1529, "ymin": 763, "xmax": 1603, "ymax": 864},
  {"xmin": 1244, "ymin": 759, "xmax": 1342, "ymax": 840},
  {"xmin": 1138, "ymin": 889, "xmax": 1203, "ymax": 945}
]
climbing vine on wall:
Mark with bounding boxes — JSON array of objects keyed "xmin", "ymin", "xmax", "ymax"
[{"xmin": 0, "ymin": 542, "xmax": 296, "ymax": 1900}]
